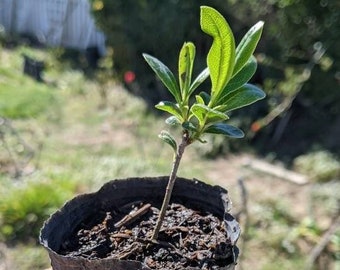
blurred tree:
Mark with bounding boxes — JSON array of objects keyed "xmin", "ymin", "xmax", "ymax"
[{"xmin": 229, "ymin": 0, "xmax": 340, "ymax": 158}]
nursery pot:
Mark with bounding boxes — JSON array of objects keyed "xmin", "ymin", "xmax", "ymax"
[{"xmin": 40, "ymin": 176, "xmax": 240, "ymax": 270}]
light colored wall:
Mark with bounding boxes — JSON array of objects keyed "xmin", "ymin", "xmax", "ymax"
[{"xmin": 0, "ymin": 0, "xmax": 105, "ymax": 55}]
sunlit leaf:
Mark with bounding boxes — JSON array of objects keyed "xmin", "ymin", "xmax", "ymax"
[
  {"xmin": 222, "ymin": 56, "xmax": 257, "ymax": 95},
  {"xmin": 195, "ymin": 95, "xmax": 205, "ymax": 105},
  {"xmin": 159, "ymin": 130, "xmax": 177, "ymax": 152},
  {"xmin": 191, "ymin": 104, "xmax": 228, "ymax": 125},
  {"xmin": 219, "ymin": 84, "xmax": 266, "ymax": 112},
  {"xmin": 233, "ymin": 21, "xmax": 264, "ymax": 75},
  {"xmin": 206, "ymin": 112, "xmax": 229, "ymax": 124},
  {"xmin": 179, "ymin": 42, "xmax": 196, "ymax": 100},
  {"xmin": 155, "ymin": 101, "xmax": 183, "ymax": 121},
  {"xmin": 190, "ymin": 104, "xmax": 207, "ymax": 125},
  {"xmin": 188, "ymin": 67, "xmax": 209, "ymax": 95},
  {"xmin": 200, "ymin": 6, "xmax": 235, "ymax": 102},
  {"xmin": 143, "ymin": 53, "xmax": 181, "ymax": 103},
  {"xmin": 205, "ymin": 123, "xmax": 244, "ymax": 138}
]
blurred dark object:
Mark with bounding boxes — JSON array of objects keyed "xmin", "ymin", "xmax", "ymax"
[
  {"xmin": 85, "ymin": 46, "xmax": 101, "ymax": 69},
  {"xmin": 22, "ymin": 54, "xmax": 45, "ymax": 82}
]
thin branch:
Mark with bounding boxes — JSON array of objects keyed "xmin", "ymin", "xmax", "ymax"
[{"xmin": 151, "ymin": 131, "xmax": 189, "ymax": 241}]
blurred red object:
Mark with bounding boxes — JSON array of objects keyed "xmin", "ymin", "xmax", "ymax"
[
  {"xmin": 124, "ymin": 71, "xmax": 136, "ymax": 84},
  {"xmin": 251, "ymin": 121, "xmax": 261, "ymax": 132}
]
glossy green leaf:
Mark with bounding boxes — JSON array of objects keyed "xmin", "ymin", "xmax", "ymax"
[
  {"xmin": 182, "ymin": 121, "xmax": 197, "ymax": 132},
  {"xmin": 233, "ymin": 21, "xmax": 264, "ymax": 76},
  {"xmin": 206, "ymin": 112, "xmax": 229, "ymax": 124},
  {"xmin": 143, "ymin": 53, "xmax": 181, "ymax": 103},
  {"xmin": 165, "ymin": 116, "xmax": 181, "ymax": 126},
  {"xmin": 155, "ymin": 101, "xmax": 183, "ymax": 121},
  {"xmin": 188, "ymin": 67, "xmax": 209, "ymax": 95},
  {"xmin": 159, "ymin": 130, "xmax": 177, "ymax": 152},
  {"xmin": 191, "ymin": 103, "xmax": 228, "ymax": 125},
  {"xmin": 205, "ymin": 123, "xmax": 244, "ymax": 138},
  {"xmin": 223, "ymin": 55, "xmax": 257, "ymax": 94},
  {"xmin": 195, "ymin": 95, "xmax": 205, "ymax": 105},
  {"xmin": 199, "ymin": 91, "xmax": 211, "ymax": 105},
  {"xmin": 200, "ymin": 6, "xmax": 235, "ymax": 100},
  {"xmin": 219, "ymin": 84, "xmax": 266, "ymax": 112},
  {"xmin": 190, "ymin": 104, "xmax": 207, "ymax": 124},
  {"xmin": 207, "ymin": 107, "xmax": 229, "ymax": 121},
  {"xmin": 179, "ymin": 42, "xmax": 196, "ymax": 100}
]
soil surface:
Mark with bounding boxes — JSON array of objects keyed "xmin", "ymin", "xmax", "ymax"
[{"xmin": 59, "ymin": 202, "xmax": 235, "ymax": 269}]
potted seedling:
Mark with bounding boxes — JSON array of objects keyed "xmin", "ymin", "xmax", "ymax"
[{"xmin": 40, "ymin": 6, "xmax": 265, "ymax": 270}]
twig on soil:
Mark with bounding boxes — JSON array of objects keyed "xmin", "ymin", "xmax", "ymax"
[
  {"xmin": 117, "ymin": 243, "xmax": 141, "ymax": 260},
  {"xmin": 114, "ymin": 203, "xmax": 152, "ymax": 229},
  {"xmin": 243, "ymin": 158, "xmax": 308, "ymax": 185},
  {"xmin": 305, "ymin": 215, "xmax": 340, "ymax": 270}
]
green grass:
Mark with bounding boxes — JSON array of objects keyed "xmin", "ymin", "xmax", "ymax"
[
  {"xmin": 0, "ymin": 81, "xmax": 56, "ymax": 119},
  {"xmin": 0, "ymin": 177, "xmax": 77, "ymax": 243},
  {"xmin": 0, "ymin": 47, "xmax": 57, "ymax": 119}
]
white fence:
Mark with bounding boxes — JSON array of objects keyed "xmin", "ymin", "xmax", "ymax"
[{"xmin": 0, "ymin": 0, "xmax": 105, "ymax": 55}]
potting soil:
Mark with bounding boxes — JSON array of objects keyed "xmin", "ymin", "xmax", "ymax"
[{"xmin": 59, "ymin": 202, "xmax": 234, "ymax": 269}]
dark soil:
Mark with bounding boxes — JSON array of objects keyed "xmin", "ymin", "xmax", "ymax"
[{"xmin": 59, "ymin": 202, "xmax": 235, "ymax": 269}]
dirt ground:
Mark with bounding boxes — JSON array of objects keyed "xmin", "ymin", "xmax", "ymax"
[{"xmin": 206, "ymin": 155, "xmax": 310, "ymax": 218}]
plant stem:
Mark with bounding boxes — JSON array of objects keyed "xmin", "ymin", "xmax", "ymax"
[{"xmin": 151, "ymin": 131, "xmax": 190, "ymax": 241}]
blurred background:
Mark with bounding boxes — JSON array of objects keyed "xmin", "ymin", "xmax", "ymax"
[{"xmin": 0, "ymin": 0, "xmax": 339, "ymax": 269}]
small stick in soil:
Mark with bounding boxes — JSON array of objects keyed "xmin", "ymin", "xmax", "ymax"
[
  {"xmin": 114, "ymin": 203, "xmax": 151, "ymax": 229},
  {"xmin": 117, "ymin": 243, "xmax": 141, "ymax": 260},
  {"xmin": 305, "ymin": 215, "xmax": 340, "ymax": 270}
]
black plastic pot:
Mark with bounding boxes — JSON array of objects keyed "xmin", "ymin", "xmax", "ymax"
[{"xmin": 40, "ymin": 176, "xmax": 240, "ymax": 270}]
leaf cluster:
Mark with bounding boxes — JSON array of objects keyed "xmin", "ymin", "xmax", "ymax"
[{"xmin": 143, "ymin": 6, "xmax": 265, "ymax": 152}]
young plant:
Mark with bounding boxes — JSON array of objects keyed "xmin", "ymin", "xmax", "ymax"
[{"xmin": 143, "ymin": 6, "xmax": 265, "ymax": 241}]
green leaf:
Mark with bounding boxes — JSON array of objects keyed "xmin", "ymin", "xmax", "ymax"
[
  {"xmin": 206, "ymin": 112, "xmax": 229, "ymax": 124},
  {"xmin": 199, "ymin": 91, "xmax": 211, "ymax": 105},
  {"xmin": 219, "ymin": 84, "xmax": 266, "ymax": 112},
  {"xmin": 233, "ymin": 21, "xmax": 264, "ymax": 76},
  {"xmin": 155, "ymin": 101, "xmax": 183, "ymax": 121},
  {"xmin": 190, "ymin": 104, "xmax": 207, "ymax": 125},
  {"xmin": 205, "ymin": 123, "xmax": 244, "ymax": 138},
  {"xmin": 143, "ymin": 53, "xmax": 181, "ymax": 103},
  {"xmin": 223, "ymin": 55, "xmax": 257, "ymax": 94},
  {"xmin": 182, "ymin": 121, "xmax": 197, "ymax": 132},
  {"xmin": 195, "ymin": 95, "xmax": 205, "ymax": 105},
  {"xmin": 159, "ymin": 131, "xmax": 177, "ymax": 152},
  {"xmin": 200, "ymin": 6, "xmax": 235, "ymax": 101},
  {"xmin": 165, "ymin": 116, "xmax": 181, "ymax": 126},
  {"xmin": 191, "ymin": 104, "xmax": 228, "ymax": 125},
  {"xmin": 179, "ymin": 42, "xmax": 196, "ymax": 101},
  {"xmin": 188, "ymin": 67, "xmax": 209, "ymax": 95}
]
